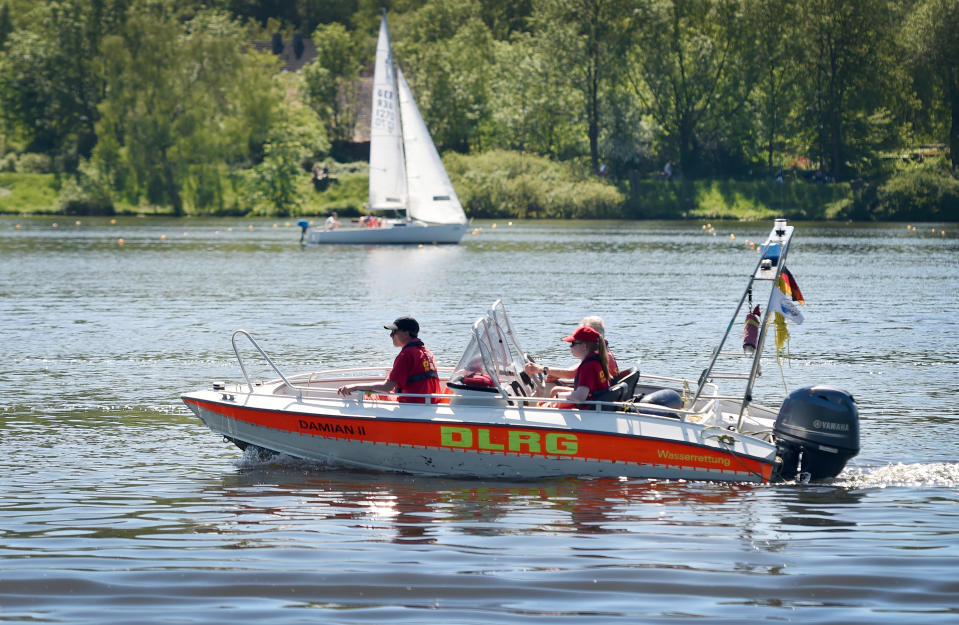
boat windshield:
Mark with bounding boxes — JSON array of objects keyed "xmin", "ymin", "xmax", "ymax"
[{"xmin": 449, "ymin": 300, "xmax": 532, "ymax": 395}]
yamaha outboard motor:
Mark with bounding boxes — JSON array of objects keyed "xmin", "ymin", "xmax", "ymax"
[{"xmin": 773, "ymin": 385, "xmax": 860, "ymax": 481}]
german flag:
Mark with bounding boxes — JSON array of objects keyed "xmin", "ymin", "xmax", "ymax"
[{"xmin": 780, "ymin": 266, "xmax": 804, "ymax": 305}]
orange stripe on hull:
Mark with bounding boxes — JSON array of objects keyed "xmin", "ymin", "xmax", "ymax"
[{"xmin": 185, "ymin": 398, "xmax": 774, "ymax": 481}]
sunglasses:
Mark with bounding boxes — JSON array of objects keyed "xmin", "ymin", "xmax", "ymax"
[{"xmin": 389, "ymin": 329, "xmax": 397, "ymax": 337}]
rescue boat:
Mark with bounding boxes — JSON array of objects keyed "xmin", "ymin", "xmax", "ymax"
[{"xmin": 182, "ymin": 220, "xmax": 860, "ymax": 483}]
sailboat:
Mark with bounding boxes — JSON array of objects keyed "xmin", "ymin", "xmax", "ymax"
[{"xmin": 303, "ymin": 13, "xmax": 469, "ymax": 245}]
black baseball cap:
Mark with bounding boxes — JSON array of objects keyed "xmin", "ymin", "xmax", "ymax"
[{"xmin": 384, "ymin": 316, "xmax": 419, "ymax": 335}]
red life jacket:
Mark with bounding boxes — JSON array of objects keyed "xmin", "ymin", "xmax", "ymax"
[
  {"xmin": 394, "ymin": 339, "xmax": 440, "ymax": 403},
  {"xmin": 573, "ymin": 353, "xmax": 611, "ymax": 401}
]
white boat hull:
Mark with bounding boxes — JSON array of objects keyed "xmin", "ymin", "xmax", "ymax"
[
  {"xmin": 182, "ymin": 381, "xmax": 779, "ymax": 482},
  {"xmin": 306, "ymin": 221, "xmax": 467, "ymax": 245},
  {"xmin": 187, "ymin": 220, "xmax": 861, "ymax": 484}
]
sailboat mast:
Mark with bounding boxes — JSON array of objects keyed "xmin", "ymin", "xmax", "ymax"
[
  {"xmin": 387, "ymin": 11, "xmax": 410, "ymax": 221},
  {"xmin": 372, "ymin": 10, "xmax": 467, "ymax": 226},
  {"xmin": 368, "ymin": 10, "xmax": 407, "ymax": 214}
]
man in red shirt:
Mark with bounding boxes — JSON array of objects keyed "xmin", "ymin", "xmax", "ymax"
[{"xmin": 337, "ymin": 316, "xmax": 441, "ymax": 403}]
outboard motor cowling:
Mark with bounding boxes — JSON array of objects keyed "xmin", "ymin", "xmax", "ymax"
[{"xmin": 773, "ymin": 385, "xmax": 860, "ymax": 481}]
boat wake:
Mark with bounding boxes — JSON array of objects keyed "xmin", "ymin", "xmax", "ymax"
[
  {"xmin": 234, "ymin": 446, "xmax": 338, "ymax": 471},
  {"xmin": 233, "ymin": 446, "xmax": 959, "ymax": 491},
  {"xmin": 834, "ymin": 461, "xmax": 959, "ymax": 488}
]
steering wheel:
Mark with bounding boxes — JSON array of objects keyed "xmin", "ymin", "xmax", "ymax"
[{"xmin": 524, "ymin": 353, "xmax": 546, "ymax": 387}]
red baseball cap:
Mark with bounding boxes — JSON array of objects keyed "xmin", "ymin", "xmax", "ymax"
[{"xmin": 562, "ymin": 326, "xmax": 601, "ymax": 343}]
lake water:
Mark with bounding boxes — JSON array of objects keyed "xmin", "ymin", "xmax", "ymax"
[{"xmin": 2, "ymin": 216, "xmax": 958, "ymax": 624}]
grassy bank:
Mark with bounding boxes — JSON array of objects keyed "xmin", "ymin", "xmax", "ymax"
[
  {"xmin": 627, "ymin": 179, "xmax": 854, "ymax": 220},
  {"xmin": 3, "ymin": 155, "xmax": 956, "ymax": 221},
  {"xmin": 0, "ymin": 173, "xmax": 61, "ymax": 213},
  {"xmin": 0, "ymin": 164, "xmax": 372, "ymax": 217},
  {"xmin": 445, "ymin": 151, "xmax": 625, "ymax": 219},
  {"xmin": 296, "ymin": 162, "xmax": 368, "ymax": 217}
]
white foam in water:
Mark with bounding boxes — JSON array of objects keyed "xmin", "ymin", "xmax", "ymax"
[
  {"xmin": 234, "ymin": 445, "xmax": 335, "ymax": 471},
  {"xmin": 230, "ymin": 447, "xmax": 959, "ymax": 488},
  {"xmin": 835, "ymin": 462, "xmax": 959, "ymax": 488},
  {"xmin": 234, "ymin": 445, "xmax": 284, "ymax": 467}
]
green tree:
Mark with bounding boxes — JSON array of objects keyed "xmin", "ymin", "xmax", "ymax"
[
  {"xmin": 906, "ymin": 0, "xmax": 959, "ymax": 167},
  {"xmin": 250, "ymin": 129, "xmax": 307, "ymax": 216},
  {"xmin": 478, "ymin": 0, "xmax": 533, "ymax": 40},
  {"xmin": 248, "ymin": 74, "xmax": 329, "ymax": 215},
  {"xmin": 626, "ymin": 0, "xmax": 751, "ymax": 177},
  {"xmin": 0, "ymin": 0, "xmax": 127, "ymax": 167},
  {"xmin": 93, "ymin": 4, "xmax": 283, "ymax": 214},
  {"xmin": 797, "ymin": 0, "xmax": 902, "ymax": 179},
  {"xmin": 303, "ymin": 21, "xmax": 361, "ymax": 143},
  {"xmin": 396, "ymin": 1, "xmax": 494, "ymax": 152},
  {"xmin": 528, "ymin": 0, "xmax": 634, "ymax": 172},
  {"xmin": 218, "ymin": 0, "xmax": 358, "ymax": 33},
  {"xmin": 0, "ymin": 2, "xmax": 13, "ymax": 49},
  {"xmin": 598, "ymin": 82, "xmax": 654, "ymax": 175},
  {"xmin": 228, "ymin": 49, "xmax": 289, "ymax": 166},
  {"xmin": 480, "ymin": 32, "xmax": 585, "ymax": 158},
  {"xmin": 744, "ymin": 0, "xmax": 802, "ymax": 171}
]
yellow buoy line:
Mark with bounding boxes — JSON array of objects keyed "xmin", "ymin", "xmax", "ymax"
[
  {"xmin": 704, "ymin": 222, "xmax": 949, "ymax": 251},
  {"xmin": 906, "ymin": 224, "xmax": 947, "ymax": 236},
  {"xmin": 17, "ymin": 218, "xmax": 949, "ymax": 241}
]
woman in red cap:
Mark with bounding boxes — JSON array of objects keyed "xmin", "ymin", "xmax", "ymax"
[
  {"xmin": 526, "ymin": 316, "xmax": 618, "ymax": 391},
  {"xmin": 531, "ymin": 326, "xmax": 612, "ymax": 408},
  {"xmin": 525, "ymin": 316, "xmax": 618, "ymax": 386}
]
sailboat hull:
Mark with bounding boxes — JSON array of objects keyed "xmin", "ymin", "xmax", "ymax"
[{"xmin": 307, "ymin": 221, "xmax": 467, "ymax": 245}]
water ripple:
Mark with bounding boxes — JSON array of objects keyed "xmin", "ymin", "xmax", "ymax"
[{"xmin": 3, "ymin": 218, "xmax": 959, "ymax": 624}]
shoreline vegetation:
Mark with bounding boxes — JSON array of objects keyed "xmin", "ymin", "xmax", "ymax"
[
  {"xmin": 2, "ymin": 1, "xmax": 958, "ymax": 223},
  {"xmin": 2, "ymin": 152, "xmax": 957, "ymax": 222}
]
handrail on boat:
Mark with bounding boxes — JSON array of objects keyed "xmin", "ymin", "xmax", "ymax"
[
  {"xmin": 342, "ymin": 389, "xmax": 707, "ymax": 418},
  {"xmin": 493, "ymin": 393, "xmax": 707, "ymax": 417},
  {"xmin": 223, "ymin": 336, "xmax": 714, "ymax": 417},
  {"xmin": 290, "ymin": 366, "xmax": 456, "ymax": 378},
  {"xmin": 232, "ymin": 330, "xmax": 302, "ymax": 402},
  {"xmin": 689, "ymin": 219, "xmax": 795, "ymax": 430},
  {"xmin": 226, "ymin": 320, "xmax": 723, "ymax": 418}
]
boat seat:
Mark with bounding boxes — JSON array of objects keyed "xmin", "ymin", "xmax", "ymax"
[
  {"xmin": 590, "ymin": 381, "xmax": 629, "ymax": 411},
  {"xmin": 519, "ymin": 371, "xmax": 536, "ymax": 394},
  {"xmin": 612, "ymin": 368, "xmax": 640, "ymax": 398},
  {"xmin": 510, "ymin": 380, "xmax": 527, "ymax": 397}
]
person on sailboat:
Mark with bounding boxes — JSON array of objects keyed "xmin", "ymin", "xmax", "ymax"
[
  {"xmin": 359, "ymin": 214, "xmax": 381, "ymax": 228},
  {"xmin": 324, "ymin": 211, "xmax": 340, "ymax": 230},
  {"xmin": 525, "ymin": 316, "xmax": 618, "ymax": 390},
  {"xmin": 544, "ymin": 326, "xmax": 612, "ymax": 409},
  {"xmin": 337, "ymin": 316, "xmax": 441, "ymax": 404}
]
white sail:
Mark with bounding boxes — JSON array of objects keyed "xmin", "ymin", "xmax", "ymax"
[
  {"xmin": 396, "ymin": 67, "xmax": 467, "ymax": 225},
  {"xmin": 368, "ymin": 14, "xmax": 406, "ymax": 211}
]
